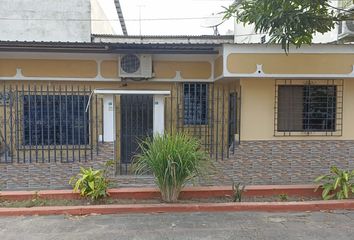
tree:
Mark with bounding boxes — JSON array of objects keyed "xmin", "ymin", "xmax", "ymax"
[{"xmin": 223, "ymin": 0, "xmax": 354, "ymax": 52}]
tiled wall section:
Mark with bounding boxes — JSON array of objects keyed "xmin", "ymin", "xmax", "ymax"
[
  {"xmin": 1, "ymin": 141, "xmax": 354, "ymax": 190},
  {"xmin": 0, "ymin": 143, "xmax": 155, "ymax": 190},
  {"xmin": 206, "ymin": 140, "xmax": 354, "ymax": 186}
]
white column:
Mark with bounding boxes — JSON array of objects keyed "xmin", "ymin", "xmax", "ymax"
[
  {"xmin": 103, "ymin": 95, "xmax": 115, "ymax": 142},
  {"xmin": 153, "ymin": 95, "xmax": 165, "ymax": 136}
]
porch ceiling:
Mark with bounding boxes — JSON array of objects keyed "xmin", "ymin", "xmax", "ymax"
[{"xmin": 93, "ymin": 89, "xmax": 171, "ymax": 95}]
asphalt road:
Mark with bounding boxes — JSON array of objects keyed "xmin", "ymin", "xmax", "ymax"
[{"xmin": 0, "ymin": 211, "xmax": 353, "ymax": 240}]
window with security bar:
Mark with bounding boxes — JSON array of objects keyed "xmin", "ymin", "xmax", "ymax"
[
  {"xmin": 183, "ymin": 83, "xmax": 208, "ymax": 125},
  {"xmin": 275, "ymin": 80, "xmax": 343, "ymax": 136},
  {"xmin": 23, "ymin": 95, "xmax": 90, "ymax": 146}
]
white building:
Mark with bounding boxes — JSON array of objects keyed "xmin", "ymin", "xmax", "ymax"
[{"xmin": 0, "ymin": 0, "xmax": 125, "ymax": 42}]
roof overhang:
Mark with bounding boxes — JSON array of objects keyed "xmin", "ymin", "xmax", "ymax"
[
  {"xmin": 94, "ymin": 89, "xmax": 171, "ymax": 95},
  {"xmin": 0, "ymin": 41, "xmax": 220, "ymax": 54}
]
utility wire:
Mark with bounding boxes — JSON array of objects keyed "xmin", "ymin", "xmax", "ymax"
[{"xmin": 0, "ymin": 16, "xmax": 227, "ymax": 22}]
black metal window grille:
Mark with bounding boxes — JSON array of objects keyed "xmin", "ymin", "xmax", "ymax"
[
  {"xmin": 23, "ymin": 94, "xmax": 89, "ymax": 146},
  {"xmin": 183, "ymin": 83, "xmax": 208, "ymax": 125},
  {"xmin": 0, "ymin": 83, "xmax": 102, "ymax": 164},
  {"xmin": 166, "ymin": 83, "xmax": 241, "ymax": 162},
  {"xmin": 275, "ymin": 80, "xmax": 343, "ymax": 136}
]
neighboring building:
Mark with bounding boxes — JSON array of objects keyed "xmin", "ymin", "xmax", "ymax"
[
  {"xmin": 0, "ymin": 0, "xmax": 124, "ymax": 42},
  {"xmin": 0, "ymin": 36, "xmax": 354, "ymax": 189},
  {"xmin": 233, "ymin": 0, "xmax": 354, "ymax": 44}
]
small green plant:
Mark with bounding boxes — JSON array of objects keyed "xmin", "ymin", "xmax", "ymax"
[
  {"xmin": 69, "ymin": 161, "xmax": 113, "ymax": 201},
  {"xmin": 132, "ymin": 133, "xmax": 212, "ymax": 203},
  {"xmin": 278, "ymin": 193, "xmax": 288, "ymax": 202},
  {"xmin": 315, "ymin": 166, "xmax": 354, "ymax": 200},
  {"xmin": 25, "ymin": 192, "xmax": 46, "ymax": 208},
  {"xmin": 232, "ymin": 182, "xmax": 245, "ymax": 202}
]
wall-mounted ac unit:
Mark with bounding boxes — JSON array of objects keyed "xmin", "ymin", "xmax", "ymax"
[
  {"xmin": 338, "ymin": 4, "xmax": 354, "ymax": 41},
  {"xmin": 119, "ymin": 54, "xmax": 152, "ymax": 79},
  {"xmin": 338, "ymin": 20, "xmax": 354, "ymax": 41}
]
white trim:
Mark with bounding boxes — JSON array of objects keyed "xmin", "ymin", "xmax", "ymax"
[
  {"xmin": 0, "ymin": 68, "xmax": 213, "ymax": 82},
  {"xmin": 153, "ymin": 95, "xmax": 165, "ymax": 136},
  {"xmin": 223, "ymin": 43, "xmax": 354, "ymax": 54},
  {"xmin": 94, "ymin": 89, "xmax": 171, "ymax": 95},
  {"xmin": 103, "ymin": 95, "xmax": 115, "ymax": 142},
  {"xmin": 223, "ymin": 73, "xmax": 354, "ymax": 79}
]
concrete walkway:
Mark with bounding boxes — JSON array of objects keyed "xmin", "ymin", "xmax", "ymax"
[{"xmin": 0, "ymin": 211, "xmax": 353, "ymax": 240}]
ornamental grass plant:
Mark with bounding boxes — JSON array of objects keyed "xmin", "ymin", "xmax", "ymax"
[{"xmin": 132, "ymin": 133, "xmax": 212, "ymax": 203}]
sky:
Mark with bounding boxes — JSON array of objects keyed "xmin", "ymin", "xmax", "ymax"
[{"xmin": 103, "ymin": 0, "xmax": 235, "ymax": 35}]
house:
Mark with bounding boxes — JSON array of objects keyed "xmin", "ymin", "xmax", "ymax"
[
  {"xmin": 1, "ymin": 1, "xmax": 354, "ymax": 190},
  {"xmin": 1, "ymin": 37, "xmax": 354, "ymax": 189}
]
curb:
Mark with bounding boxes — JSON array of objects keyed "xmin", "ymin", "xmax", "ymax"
[
  {"xmin": 0, "ymin": 200, "xmax": 353, "ymax": 216},
  {"xmin": 0, "ymin": 185, "xmax": 321, "ymax": 201}
]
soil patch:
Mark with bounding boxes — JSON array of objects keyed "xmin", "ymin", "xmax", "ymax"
[{"xmin": 0, "ymin": 195, "xmax": 325, "ymax": 208}]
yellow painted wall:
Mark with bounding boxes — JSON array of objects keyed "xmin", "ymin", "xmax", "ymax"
[
  {"xmin": 240, "ymin": 78, "xmax": 354, "ymax": 140},
  {"xmin": 101, "ymin": 60, "xmax": 118, "ymax": 78},
  {"xmin": 0, "ymin": 59, "xmax": 98, "ymax": 78},
  {"xmin": 0, "ymin": 59, "xmax": 213, "ymax": 80},
  {"xmin": 153, "ymin": 61, "xmax": 211, "ymax": 79},
  {"xmin": 227, "ymin": 54, "xmax": 354, "ymax": 74}
]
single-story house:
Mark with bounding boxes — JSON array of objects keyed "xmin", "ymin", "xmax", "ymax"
[{"xmin": 0, "ymin": 35, "xmax": 353, "ymax": 189}]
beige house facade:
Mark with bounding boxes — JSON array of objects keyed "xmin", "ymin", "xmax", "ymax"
[{"xmin": 0, "ymin": 37, "xmax": 354, "ymax": 189}]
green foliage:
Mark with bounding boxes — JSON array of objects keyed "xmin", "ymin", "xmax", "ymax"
[
  {"xmin": 278, "ymin": 193, "xmax": 288, "ymax": 202},
  {"xmin": 223, "ymin": 0, "xmax": 353, "ymax": 52},
  {"xmin": 315, "ymin": 166, "xmax": 354, "ymax": 200},
  {"xmin": 132, "ymin": 133, "xmax": 212, "ymax": 203},
  {"xmin": 232, "ymin": 182, "xmax": 245, "ymax": 202},
  {"xmin": 69, "ymin": 161, "xmax": 114, "ymax": 201}
]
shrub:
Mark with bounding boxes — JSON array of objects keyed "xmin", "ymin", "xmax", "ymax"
[
  {"xmin": 132, "ymin": 133, "xmax": 212, "ymax": 203},
  {"xmin": 278, "ymin": 193, "xmax": 288, "ymax": 202},
  {"xmin": 69, "ymin": 161, "xmax": 114, "ymax": 201},
  {"xmin": 315, "ymin": 166, "xmax": 354, "ymax": 200}
]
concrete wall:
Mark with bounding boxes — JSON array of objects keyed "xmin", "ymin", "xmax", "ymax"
[
  {"xmin": 0, "ymin": 0, "xmax": 91, "ymax": 42},
  {"xmin": 91, "ymin": 0, "xmax": 122, "ymax": 35}
]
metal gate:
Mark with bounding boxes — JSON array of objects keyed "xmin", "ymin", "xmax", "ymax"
[{"xmin": 120, "ymin": 94, "xmax": 153, "ymax": 172}]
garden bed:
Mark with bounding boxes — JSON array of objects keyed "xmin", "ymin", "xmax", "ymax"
[
  {"xmin": 0, "ymin": 196, "xmax": 321, "ymax": 208},
  {"xmin": 0, "ymin": 185, "xmax": 353, "ymax": 216}
]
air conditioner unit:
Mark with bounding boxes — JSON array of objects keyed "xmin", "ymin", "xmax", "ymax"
[
  {"xmin": 337, "ymin": 4, "xmax": 354, "ymax": 41},
  {"xmin": 119, "ymin": 54, "xmax": 152, "ymax": 79},
  {"xmin": 338, "ymin": 20, "xmax": 354, "ymax": 40}
]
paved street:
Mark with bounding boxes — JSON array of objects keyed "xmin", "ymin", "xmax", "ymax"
[{"xmin": 0, "ymin": 211, "xmax": 353, "ymax": 240}]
